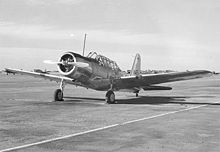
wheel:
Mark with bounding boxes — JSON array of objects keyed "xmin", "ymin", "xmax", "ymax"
[
  {"xmin": 54, "ymin": 89, "xmax": 63, "ymax": 101},
  {"xmin": 105, "ymin": 90, "xmax": 116, "ymax": 104},
  {"xmin": 136, "ymin": 93, "xmax": 138, "ymax": 97}
]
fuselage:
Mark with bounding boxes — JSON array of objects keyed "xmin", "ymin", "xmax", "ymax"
[{"xmin": 57, "ymin": 52, "xmax": 123, "ymax": 91}]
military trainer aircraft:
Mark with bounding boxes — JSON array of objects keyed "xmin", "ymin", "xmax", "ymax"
[{"xmin": 4, "ymin": 51, "xmax": 212, "ymax": 103}]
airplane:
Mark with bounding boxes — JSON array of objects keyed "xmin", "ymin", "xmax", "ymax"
[
  {"xmin": 3, "ymin": 68, "xmax": 16, "ymax": 75},
  {"xmin": 4, "ymin": 51, "xmax": 213, "ymax": 104},
  {"xmin": 33, "ymin": 69, "xmax": 50, "ymax": 74}
]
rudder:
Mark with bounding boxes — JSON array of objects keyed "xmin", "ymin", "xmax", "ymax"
[{"xmin": 130, "ymin": 53, "xmax": 141, "ymax": 76}]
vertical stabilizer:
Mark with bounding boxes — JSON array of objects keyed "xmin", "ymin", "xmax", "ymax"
[{"xmin": 130, "ymin": 53, "xmax": 141, "ymax": 76}]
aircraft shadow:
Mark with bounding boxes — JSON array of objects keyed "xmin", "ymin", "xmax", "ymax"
[
  {"xmin": 61, "ymin": 96, "xmax": 105, "ymax": 106},
  {"xmin": 64, "ymin": 96, "xmax": 104, "ymax": 101},
  {"xmin": 116, "ymin": 96, "xmax": 219, "ymax": 105},
  {"xmin": 64, "ymin": 96, "xmax": 219, "ymax": 105}
]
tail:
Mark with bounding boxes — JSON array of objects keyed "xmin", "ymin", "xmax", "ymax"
[{"xmin": 130, "ymin": 53, "xmax": 141, "ymax": 76}]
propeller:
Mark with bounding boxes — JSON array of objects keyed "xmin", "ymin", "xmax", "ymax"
[{"xmin": 43, "ymin": 60, "xmax": 89, "ymax": 68}]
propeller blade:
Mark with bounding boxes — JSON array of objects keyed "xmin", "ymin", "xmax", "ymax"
[
  {"xmin": 44, "ymin": 60, "xmax": 89, "ymax": 68},
  {"xmin": 68, "ymin": 62, "xmax": 89, "ymax": 68},
  {"xmin": 43, "ymin": 60, "xmax": 62, "ymax": 64}
]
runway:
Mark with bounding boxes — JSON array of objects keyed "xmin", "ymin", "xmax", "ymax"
[{"xmin": 0, "ymin": 74, "xmax": 219, "ymax": 151}]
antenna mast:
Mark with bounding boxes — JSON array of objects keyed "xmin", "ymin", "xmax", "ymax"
[{"xmin": 82, "ymin": 33, "xmax": 87, "ymax": 56}]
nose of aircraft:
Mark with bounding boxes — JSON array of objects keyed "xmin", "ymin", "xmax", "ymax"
[{"xmin": 44, "ymin": 52, "xmax": 89, "ymax": 75}]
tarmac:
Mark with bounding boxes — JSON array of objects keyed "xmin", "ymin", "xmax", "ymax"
[{"xmin": 0, "ymin": 73, "xmax": 219, "ymax": 152}]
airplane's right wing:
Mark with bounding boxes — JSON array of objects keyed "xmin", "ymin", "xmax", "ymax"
[{"xmin": 4, "ymin": 68, "xmax": 82, "ymax": 86}]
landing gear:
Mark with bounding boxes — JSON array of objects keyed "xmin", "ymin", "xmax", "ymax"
[
  {"xmin": 54, "ymin": 79, "xmax": 65, "ymax": 101},
  {"xmin": 135, "ymin": 90, "xmax": 139, "ymax": 97},
  {"xmin": 105, "ymin": 90, "xmax": 116, "ymax": 104},
  {"xmin": 54, "ymin": 89, "xmax": 63, "ymax": 101}
]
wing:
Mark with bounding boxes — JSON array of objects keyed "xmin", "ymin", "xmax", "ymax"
[
  {"xmin": 3, "ymin": 68, "xmax": 82, "ymax": 86},
  {"xmin": 115, "ymin": 70, "xmax": 213, "ymax": 90}
]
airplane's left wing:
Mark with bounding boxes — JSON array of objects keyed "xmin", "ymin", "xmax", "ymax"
[
  {"xmin": 3, "ymin": 68, "xmax": 81, "ymax": 86},
  {"xmin": 115, "ymin": 70, "xmax": 213, "ymax": 90}
]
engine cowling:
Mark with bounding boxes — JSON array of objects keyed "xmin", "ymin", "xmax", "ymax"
[{"xmin": 57, "ymin": 52, "xmax": 76, "ymax": 76}]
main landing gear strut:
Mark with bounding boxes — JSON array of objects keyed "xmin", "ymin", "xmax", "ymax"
[{"xmin": 54, "ymin": 79, "xmax": 65, "ymax": 101}]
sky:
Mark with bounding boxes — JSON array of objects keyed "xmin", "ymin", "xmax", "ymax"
[{"xmin": 0, "ymin": 0, "xmax": 220, "ymax": 71}]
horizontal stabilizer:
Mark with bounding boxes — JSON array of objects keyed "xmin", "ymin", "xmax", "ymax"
[{"xmin": 142, "ymin": 86, "xmax": 172, "ymax": 91}]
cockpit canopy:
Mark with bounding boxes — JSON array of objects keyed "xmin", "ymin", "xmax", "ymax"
[{"xmin": 87, "ymin": 51, "xmax": 120, "ymax": 71}]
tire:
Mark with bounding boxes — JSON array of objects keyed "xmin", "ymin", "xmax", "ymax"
[
  {"xmin": 105, "ymin": 90, "xmax": 116, "ymax": 104},
  {"xmin": 54, "ymin": 89, "xmax": 63, "ymax": 101}
]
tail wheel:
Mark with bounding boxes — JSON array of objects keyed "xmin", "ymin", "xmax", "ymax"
[
  {"xmin": 54, "ymin": 89, "xmax": 63, "ymax": 101},
  {"xmin": 105, "ymin": 90, "xmax": 116, "ymax": 104}
]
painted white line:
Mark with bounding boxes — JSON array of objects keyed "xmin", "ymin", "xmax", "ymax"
[
  {"xmin": 0, "ymin": 124, "xmax": 119, "ymax": 152},
  {"xmin": 0, "ymin": 103, "xmax": 217, "ymax": 152},
  {"xmin": 121, "ymin": 104, "xmax": 207, "ymax": 125}
]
